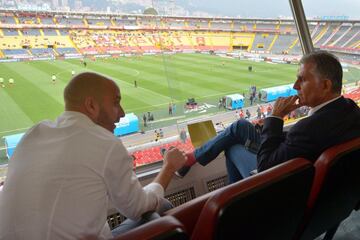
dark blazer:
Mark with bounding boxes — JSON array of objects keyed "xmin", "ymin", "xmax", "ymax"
[{"xmin": 257, "ymin": 97, "xmax": 360, "ymax": 171}]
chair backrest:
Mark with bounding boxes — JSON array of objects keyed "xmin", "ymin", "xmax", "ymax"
[
  {"xmin": 187, "ymin": 120, "xmax": 216, "ymax": 148},
  {"xmin": 298, "ymin": 137, "xmax": 360, "ymax": 240},
  {"xmin": 191, "ymin": 158, "xmax": 314, "ymax": 240},
  {"xmin": 165, "ymin": 189, "xmax": 220, "ymax": 235},
  {"xmin": 113, "ymin": 215, "xmax": 188, "ymax": 240}
]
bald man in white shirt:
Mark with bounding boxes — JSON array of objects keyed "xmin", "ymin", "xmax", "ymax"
[{"xmin": 0, "ymin": 72, "xmax": 187, "ymax": 240}]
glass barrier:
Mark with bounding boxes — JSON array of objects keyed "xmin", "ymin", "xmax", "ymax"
[{"xmin": 0, "ymin": 0, "xmax": 311, "ymax": 174}]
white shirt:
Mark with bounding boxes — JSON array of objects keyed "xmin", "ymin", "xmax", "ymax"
[{"xmin": 0, "ymin": 111, "xmax": 164, "ymax": 240}]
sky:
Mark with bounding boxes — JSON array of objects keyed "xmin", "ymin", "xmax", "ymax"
[{"xmin": 183, "ymin": 0, "xmax": 360, "ymax": 19}]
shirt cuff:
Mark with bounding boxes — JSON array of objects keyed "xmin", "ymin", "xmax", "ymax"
[{"xmin": 143, "ymin": 182, "xmax": 164, "ymax": 198}]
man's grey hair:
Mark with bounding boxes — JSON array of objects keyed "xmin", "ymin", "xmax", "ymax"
[{"xmin": 300, "ymin": 50, "xmax": 342, "ymax": 93}]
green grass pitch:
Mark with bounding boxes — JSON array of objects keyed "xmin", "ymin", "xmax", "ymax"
[{"xmin": 0, "ymin": 53, "xmax": 359, "ymax": 139}]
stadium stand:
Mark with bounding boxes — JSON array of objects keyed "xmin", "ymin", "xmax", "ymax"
[
  {"xmin": 86, "ymin": 17, "xmax": 112, "ymax": 26},
  {"xmin": 3, "ymin": 29, "xmax": 19, "ymax": 36},
  {"xmin": 31, "ymin": 48, "xmax": 55, "ymax": 57},
  {"xmin": 39, "ymin": 15, "xmax": 55, "ymax": 24},
  {"xmin": 0, "ymin": 10, "xmax": 358, "ymax": 61},
  {"xmin": 42, "ymin": 29, "xmax": 58, "ymax": 36},
  {"xmin": 328, "ymin": 24, "xmax": 352, "ymax": 47},
  {"xmin": 21, "ymin": 29, "xmax": 41, "ymax": 36},
  {"xmin": 251, "ymin": 33, "xmax": 276, "ymax": 52},
  {"xmin": 132, "ymin": 139, "xmax": 194, "ymax": 168},
  {"xmin": 271, "ymin": 34, "xmax": 298, "ymax": 54},
  {"xmin": 0, "ymin": 15, "xmax": 16, "ymax": 24}
]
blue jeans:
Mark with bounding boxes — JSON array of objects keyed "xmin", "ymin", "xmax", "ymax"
[
  {"xmin": 111, "ymin": 197, "xmax": 173, "ymax": 236},
  {"xmin": 194, "ymin": 119, "xmax": 260, "ymax": 184}
]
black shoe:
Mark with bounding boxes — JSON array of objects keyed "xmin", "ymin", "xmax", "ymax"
[
  {"xmin": 175, "ymin": 165, "xmax": 191, "ymax": 178},
  {"xmin": 160, "ymin": 148, "xmax": 167, "ymax": 157}
]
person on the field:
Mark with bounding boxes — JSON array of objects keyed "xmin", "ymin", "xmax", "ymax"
[
  {"xmin": 8, "ymin": 78, "xmax": 14, "ymax": 86},
  {"xmin": 174, "ymin": 51, "xmax": 360, "ymax": 183},
  {"xmin": 52, "ymin": 74, "xmax": 56, "ymax": 84},
  {"xmin": 0, "ymin": 72, "xmax": 187, "ymax": 239}
]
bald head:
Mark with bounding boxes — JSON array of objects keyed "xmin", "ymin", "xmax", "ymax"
[
  {"xmin": 64, "ymin": 72, "xmax": 124, "ymax": 132},
  {"xmin": 64, "ymin": 72, "xmax": 114, "ymax": 110}
]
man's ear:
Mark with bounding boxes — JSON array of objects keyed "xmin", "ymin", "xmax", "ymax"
[
  {"xmin": 323, "ymin": 79, "xmax": 333, "ymax": 93},
  {"xmin": 84, "ymin": 96, "xmax": 100, "ymax": 120}
]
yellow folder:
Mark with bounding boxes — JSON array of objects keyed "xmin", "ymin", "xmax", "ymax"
[{"xmin": 187, "ymin": 120, "xmax": 216, "ymax": 148}]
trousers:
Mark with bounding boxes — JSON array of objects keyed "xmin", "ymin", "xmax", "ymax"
[
  {"xmin": 194, "ymin": 119, "xmax": 261, "ymax": 183},
  {"xmin": 111, "ymin": 197, "xmax": 173, "ymax": 236}
]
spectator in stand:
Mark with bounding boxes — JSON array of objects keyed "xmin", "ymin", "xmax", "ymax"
[
  {"xmin": 154, "ymin": 130, "xmax": 160, "ymax": 142},
  {"xmin": 0, "ymin": 72, "xmax": 187, "ymax": 239},
  {"xmin": 245, "ymin": 109, "xmax": 251, "ymax": 119},
  {"xmin": 267, "ymin": 104, "xmax": 273, "ymax": 116},
  {"xmin": 143, "ymin": 113, "xmax": 147, "ymax": 127},
  {"xmin": 239, "ymin": 109, "xmax": 245, "ymax": 119},
  {"xmin": 172, "ymin": 103, "xmax": 176, "ymax": 114},
  {"xmin": 249, "ymin": 95, "xmax": 254, "ymax": 106},
  {"xmin": 173, "ymin": 51, "xmax": 360, "ymax": 183},
  {"xmin": 168, "ymin": 103, "xmax": 173, "ymax": 115},
  {"xmin": 179, "ymin": 129, "xmax": 187, "ymax": 144},
  {"xmin": 256, "ymin": 106, "xmax": 262, "ymax": 119},
  {"xmin": 260, "ymin": 105, "xmax": 266, "ymax": 118}
]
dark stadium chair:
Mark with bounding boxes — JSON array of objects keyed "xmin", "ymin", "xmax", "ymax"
[
  {"xmin": 190, "ymin": 158, "xmax": 314, "ymax": 240},
  {"xmin": 113, "ymin": 215, "xmax": 188, "ymax": 240},
  {"xmin": 164, "ymin": 190, "xmax": 218, "ymax": 235},
  {"xmin": 296, "ymin": 137, "xmax": 360, "ymax": 240}
]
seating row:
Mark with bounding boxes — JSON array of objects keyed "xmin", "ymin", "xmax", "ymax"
[{"xmin": 113, "ymin": 137, "xmax": 360, "ymax": 240}]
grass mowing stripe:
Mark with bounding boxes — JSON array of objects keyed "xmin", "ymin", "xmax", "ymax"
[
  {"xmin": 173, "ymin": 54, "xmax": 297, "ymax": 80},
  {"xmin": 139, "ymin": 55, "xmax": 263, "ymax": 94},
  {"xmin": 0, "ymin": 89, "xmax": 33, "ymax": 135},
  {"xmin": 83, "ymin": 61, "xmax": 172, "ymax": 107},
  {"xmin": 0, "ymin": 63, "xmax": 63, "ymax": 124},
  {"xmin": 3, "ymin": 62, "xmax": 65, "ymax": 105}
]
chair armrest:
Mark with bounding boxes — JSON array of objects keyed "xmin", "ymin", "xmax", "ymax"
[
  {"xmin": 113, "ymin": 216, "xmax": 187, "ymax": 240},
  {"xmin": 164, "ymin": 190, "xmax": 218, "ymax": 234}
]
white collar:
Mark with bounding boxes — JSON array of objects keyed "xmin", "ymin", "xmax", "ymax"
[
  {"xmin": 59, "ymin": 111, "xmax": 96, "ymax": 126},
  {"xmin": 308, "ymin": 96, "xmax": 342, "ymax": 116}
]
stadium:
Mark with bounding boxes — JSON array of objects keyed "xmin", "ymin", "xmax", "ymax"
[{"xmin": 0, "ymin": 1, "xmax": 359, "ymax": 239}]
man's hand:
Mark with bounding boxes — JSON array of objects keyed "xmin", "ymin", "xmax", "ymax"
[
  {"xmin": 272, "ymin": 95, "xmax": 303, "ymax": 119},
  {"xmin": 163, "ymin": 147, "xmax": 187, "ymax": 174},
  {"xmin": 256, "ymin": 118, "xmax": 265, "ymax": 126}
]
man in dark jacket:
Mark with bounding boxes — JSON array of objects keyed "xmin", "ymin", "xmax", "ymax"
[{"xmin": 175, "ymin": 51, "xmax": 360, "ymax": 183}]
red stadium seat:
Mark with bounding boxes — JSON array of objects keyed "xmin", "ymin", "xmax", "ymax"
[
  {"xmin": 112, "ymin": 216, "xmax": 188, "ymax": 240},
  {"xmin": 190, "ymin": 158, "xmax": 314, "ymax": 240},
  {"xmin": 296, "ymin": 137, "xmax": 360, "ymax": 240}
]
